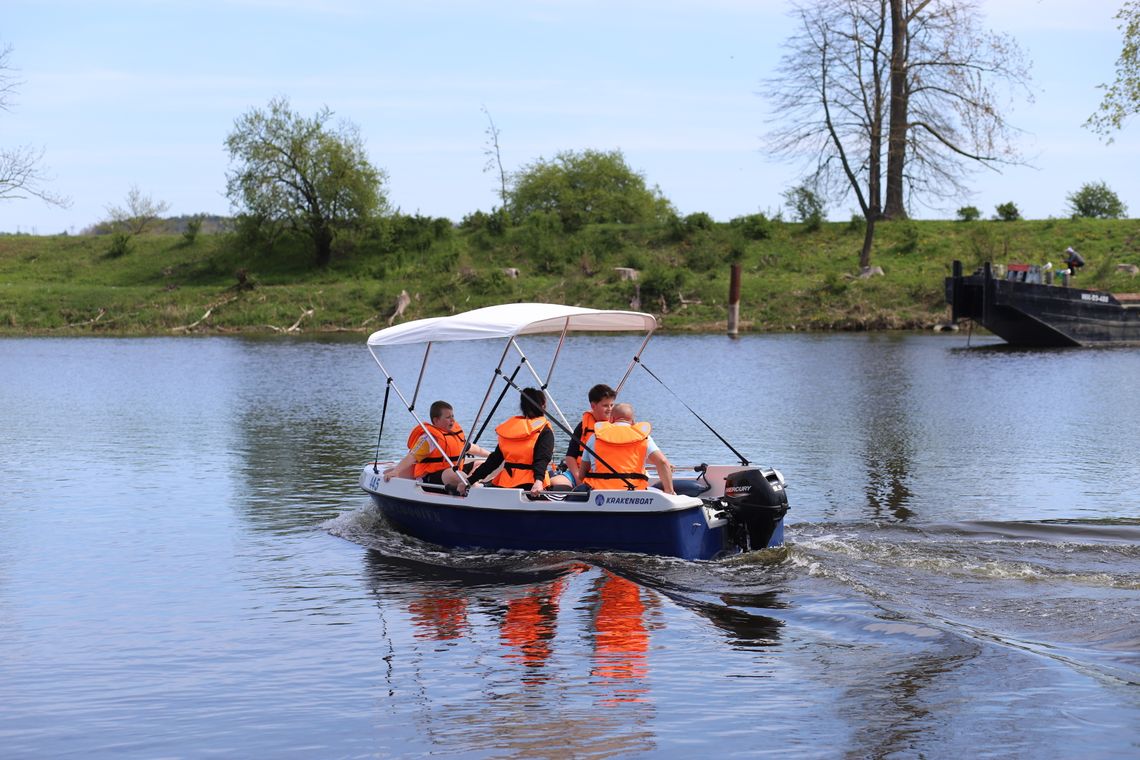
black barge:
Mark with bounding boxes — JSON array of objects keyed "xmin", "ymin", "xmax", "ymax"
[{"xmin": 945, "ymin": 260, "xmax": 1140, "ymax": 347}]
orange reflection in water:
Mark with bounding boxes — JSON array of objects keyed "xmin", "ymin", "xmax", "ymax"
[
  {"xmin": 500, "ymin": 577, "xmax": 568, "ymax": 679},
  {"xmin": 592, "ymin": 571, "xmax": 650, "ymax": 705},
  {"xmin": 408, "ymin": 596, "xmax": 469, "ymax": 641}
]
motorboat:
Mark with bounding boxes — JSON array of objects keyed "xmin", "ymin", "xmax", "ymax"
[{"xmin": 358, "ymin": 303, "xmax": 789, "ymax": 561}]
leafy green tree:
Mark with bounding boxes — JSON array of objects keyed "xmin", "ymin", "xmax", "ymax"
[
  {"xmin": 956, "ymin": 205, "xmax": 981, "ymax": 221},
  {"xmin": 993, "ymin": 201, "xmax": 1020, "ymax": 221},
  {"xmin": 1087, "ymin": 2, "xmax": 1140, "ymax": 138},
  {"xmin": 783, "ymin": 183, "xmax": 826, "ymax": 230},
  {"xmin": 225, "ymin": 96, "xmax": 388, "ymax": 267},
  {"xmin": 1066, "ymin": 180, "xmax": 1128, "ymax": 219},
  {"xmin": 507, "ymin": 149, "xmax": 673, "ymax": 231}
]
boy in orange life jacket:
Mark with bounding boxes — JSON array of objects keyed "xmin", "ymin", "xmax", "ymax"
[
  {"xmin": 383, "ymin": 400, "xmax": 491, "ymax": 489},
  {"xmin": 562, "ymin": 383, "xmax": 616, "ymax": 486},
  {"xmin": 579, "ymin": 402, "xmax": 675, "ymax": 495},
  {"xmin": 463, "ymin": 387, "xmax": 554, "ymax": 495}
]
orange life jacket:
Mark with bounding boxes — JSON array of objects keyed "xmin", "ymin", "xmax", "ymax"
[
  {"xmin": 583, "ymin": 421, "xmax": 651, "ymax": 490},
  {"xmin": 408, "ymin": 423, "xmax": 467, "ymax": 479},
  {"xmin": 573, "ymin": 411, "xmax": 602, "ymax": 470},
  {"xmin": 492, "ymin": 416, "xmax": 552, "ymax": 488}
]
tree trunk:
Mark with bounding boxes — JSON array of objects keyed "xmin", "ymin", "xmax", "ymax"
[
  {"xmin": 314, "ymin": 223, "xmax": 333, "ymax": 268},
  {"xmin": 860, "ymin": 214, "xmax": 876, "ymax": 270},
  {"xmin": 884, "ymin": 0, "xmax": 909, "ymax": 219}
]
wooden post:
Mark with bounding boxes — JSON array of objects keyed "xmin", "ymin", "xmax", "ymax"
[{"xmin": 727, "ymin": 263, "xmax": 741, "ymax": 337}]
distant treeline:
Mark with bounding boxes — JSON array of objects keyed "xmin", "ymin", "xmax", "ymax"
[{"xmin": 80, "ymin": 214, "xmax": 233, "ymax": 236}]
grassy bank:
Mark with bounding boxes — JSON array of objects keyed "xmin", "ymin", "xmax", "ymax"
[{"xmin": 1, "ymin": 216, "xmax": 1138, "ymax": 335}]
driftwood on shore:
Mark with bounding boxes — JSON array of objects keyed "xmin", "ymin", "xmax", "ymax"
[
  {"xmin": 267, "ymin": 308, "xmax": 314, "ymax": 333},
  {"xmin": 64, "ymin": 308, "xmax": 110, "ymax": 328},
  {"xmin": 388, "ymin": 289, "xmax": 411, "ymax": 326},
  {"xmin": 171, "ymin": 294, "xmax": 240, "ymax": 333}
]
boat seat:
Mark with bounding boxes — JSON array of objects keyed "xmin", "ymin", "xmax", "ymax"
[{"xmin": 650, "ymin": 478, "xmax": 710, "ymax": 496}]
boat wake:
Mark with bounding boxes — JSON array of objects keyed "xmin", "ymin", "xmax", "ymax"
[{"xmin": 789, "ymin": 519, "xmax": 1140, "ymax": 686}]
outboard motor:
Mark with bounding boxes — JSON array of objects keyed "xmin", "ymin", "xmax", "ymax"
[{"xmin": 721, "ymin": 468, "xmax": 789, "ymax": 551}]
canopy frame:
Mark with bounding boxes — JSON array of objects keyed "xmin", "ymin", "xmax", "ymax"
[{"xmin": 366, "ymin": 305, "xmax": 659, "ymax": 485}]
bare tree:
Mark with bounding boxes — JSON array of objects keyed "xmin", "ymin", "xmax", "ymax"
[
  {"xmin": 765, "ymin": 0, "xmax": 1031, "ymax": 268},
  {"xmin": 883, "ymin": 0, "xmax": 1031, "ymax": 218},
  {"xmin": 105, "ymin": 184, "xmax": 171, "ymax": 235},
  {"xmin": 766, "ymin": 0, "xmax": 889, "ymax": 269},
  {"xmin": 0, "ymin": 43, "xmax": 69, "ymax": 208},
  {"xmin": 481, "ymin": 105, "xmax": 508, "ymax": 207}
]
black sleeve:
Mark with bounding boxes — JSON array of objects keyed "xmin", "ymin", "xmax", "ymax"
[
  {"xmin": 469, "ymin": 446, "xmax": 503, "ymax": 483},
  {"xmin": 533, "ymin": 428, "xmax": 555, "ymax": 479},
  {"xmin": 565, "ymin": 421, "xmax": 584, "ymax": 458}
]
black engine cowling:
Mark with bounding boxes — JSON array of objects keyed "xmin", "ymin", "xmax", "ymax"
[{"xmin": 721, "ymin": 468, "xmax": 789, "ymax": 551}]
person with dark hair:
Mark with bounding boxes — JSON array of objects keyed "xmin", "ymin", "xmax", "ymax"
[
  {"xmin": 464, "ymin": 388, "xmax": 554, "ymax": 494},
  {"xmin": 384, "ymin": 400, "xmax": 490, "ymax": 489},
  {"xmin": 561, "ymin": 383, "xmax": 616, "ymax": 485}
]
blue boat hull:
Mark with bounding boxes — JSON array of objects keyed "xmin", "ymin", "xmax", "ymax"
[
  {"xmin": 360, "ymin": 464, "xmax": 787, "ymax": 561},
  {"xmin": 368, "ymin": 491, "xmax": 781, "ymax": 561}
]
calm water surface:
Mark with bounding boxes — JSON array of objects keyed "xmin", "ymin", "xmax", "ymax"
[{"xmin": 1, "ymin": 332, "xmax": 1137, "ymax": 758}]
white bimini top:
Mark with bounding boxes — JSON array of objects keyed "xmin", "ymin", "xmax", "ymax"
[{"xmin": 366, "ymin": 303, "xmax": 657, "ymax": 347}]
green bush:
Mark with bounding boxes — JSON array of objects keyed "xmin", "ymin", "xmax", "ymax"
[
  {"xmin": 386, "ymin": 214, "xmax": 453, "ymax": 253},
  {"xmin": 1067, "ymin": 181, "xmax": 1127, "ymax": 219},
  {"xmin": 682, "ymin": 239, "xmax": 722, "ymax": 272},
  {"xmin": 665, "ymin": 211, "xmax": 716, "ymax": 243},
  {"xmin": 729, "ymin": 213, "xmax": 772, "ymax": 240},
  {"xmin": 460, "ymin": 208, "xmax": 509, "ymax": 234},
  {"xmin": 509, "ymin": 212, "xmax": 570, "ymax": 274},
  {"xmin": 182, "ymin": 215, "xmax": 203, "ymax": 245},
  {"xmin": 994, "ymin": 202, "xmax": 1021, "ymax": 221},
  {"xmin": 783, "ymin": 183, "xmax": 825, "ymax": 230},
  {"xmin": 106, "ymin": 231, "xmax": 133, "ymax": 258},
  {"xmin": 956, "ymin": 206, "xmax": 981, "ymax": 221},
  {"xmin": 576, "ymin": 225, "xmax": 625, "ymax": 258},
  {"xmin": 684, "ymin": 212, "xmax": 714, "ymax": 231},
  {"xmin": 638, "ymin": 263, "xmax": 690, "ymax": 309}
]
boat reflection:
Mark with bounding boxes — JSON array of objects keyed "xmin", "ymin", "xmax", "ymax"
[
  {"xmin": 499, "ymin": 574, "xmax": 571, "ymax": 683},
  {"xmin": 408, "ymin": 595, "xmax": 469, "ymax": 641},
  {"xmin": 363, "ymin": 551, "xmax": 658, "ymax": 755},
  {"xmin": 591, "ymin": 570, "xmax": 651, "ymax": 704}
]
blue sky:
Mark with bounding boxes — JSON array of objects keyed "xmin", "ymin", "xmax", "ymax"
[{"xmin": 1, "ymin": 0, "xmax": 1136, "ymax": 234}]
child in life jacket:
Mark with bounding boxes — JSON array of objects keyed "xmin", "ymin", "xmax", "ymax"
[
  {"xmin": 464, "ymin": 388, "xmax": 555, "ymax": 495},
  {"xmin": 384, "ymin": 400, "xmax": 491, "ymax": 489}
]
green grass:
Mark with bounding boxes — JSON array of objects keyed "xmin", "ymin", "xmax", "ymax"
[{"xmin": 1, "ymin": 216, "xmax": 1138, "ymax": 335}]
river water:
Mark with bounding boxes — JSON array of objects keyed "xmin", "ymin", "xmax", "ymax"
[{"xmin": 1, "ymin": 332, "xmax": 1137, "ymax": 758}]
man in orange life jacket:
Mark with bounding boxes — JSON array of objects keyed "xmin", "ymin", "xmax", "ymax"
[
  {"xmin": 579, "ymin": 402, "xmax": 675, "ymax": 494},
  {"xmin": 383, "ymin": 400, "xmax": 490, "ymax": 489},
  {"xmin": 561, "ymin": 383, "xmax": 616, "ymax": 487},
  {"xmin": 464, "ymin": 387, "xmax": 554, "ymax": 495}
]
